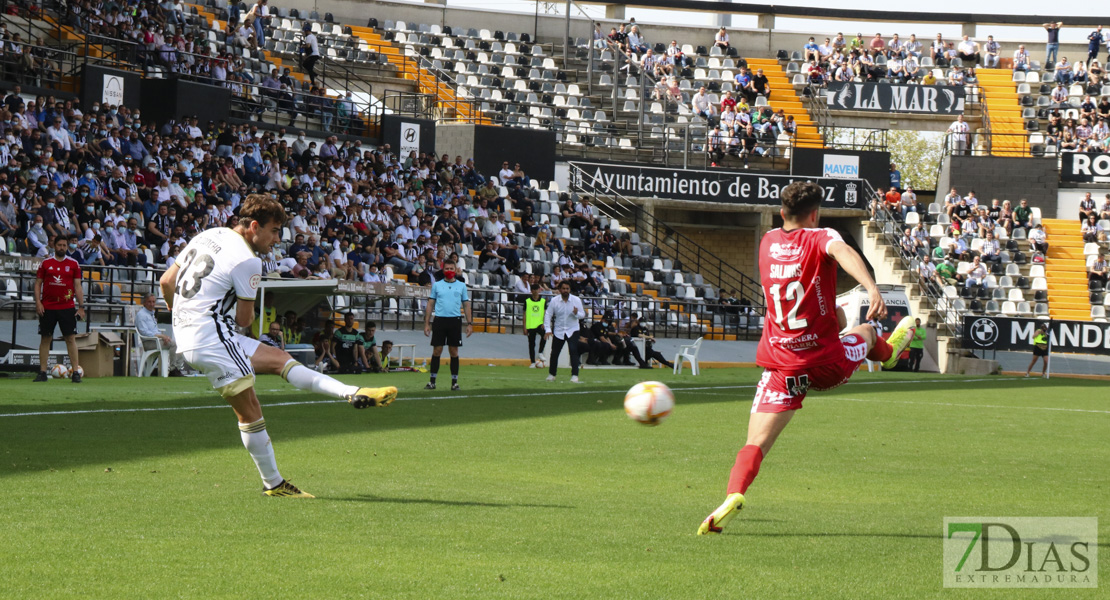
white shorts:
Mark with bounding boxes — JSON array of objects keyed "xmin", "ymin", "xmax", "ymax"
[{"xmin": 182, "ymin": 333, "xmax": 261, "ymax": 397}]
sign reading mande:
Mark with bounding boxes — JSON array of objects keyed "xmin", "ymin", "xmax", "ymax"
[
  {"xmin": 825, "ymin": 82, "xmax": 966, "ymax": 115},
  {"xmin": 568, "ymin": 161, "xmax": 865, "ymax": 209},
  {"xmin": 1061, "ymin": 152, "xmax": 1110, "ymax": 182},
  {"xmin": 962, "ymin": 315, "xmax": 1110, "ymax": 356}
]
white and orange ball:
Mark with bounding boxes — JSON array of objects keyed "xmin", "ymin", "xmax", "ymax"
[{"xmin": 624, "ymin": 381, "xmax": 675, "ymax": 426}]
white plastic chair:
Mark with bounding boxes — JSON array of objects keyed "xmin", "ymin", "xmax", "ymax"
[
  {"xmin": 137, "ymin": 332, "xmax": 169, "ymax": 377},
  {"xmin": 673, "ymin": 337, "xmax": 703, "ymax": 375}
]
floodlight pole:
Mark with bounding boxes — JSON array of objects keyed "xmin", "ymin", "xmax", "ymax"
[{"xmin": 564, "ymin": 0, "xmax": 571, "ymax": 65}]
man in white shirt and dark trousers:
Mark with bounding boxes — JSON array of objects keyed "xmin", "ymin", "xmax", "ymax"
[
  {"xmin": 300, "ymin": 24, "xmax": 320, "ymax": 86},
  {"xmin": 544, "ymin": 280, "xmax": 584, "ymax": 383}
]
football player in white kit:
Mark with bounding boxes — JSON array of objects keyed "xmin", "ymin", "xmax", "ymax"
[{"xmin": 159, "ymin": 194, "xmax": 397, "ymax": 498}]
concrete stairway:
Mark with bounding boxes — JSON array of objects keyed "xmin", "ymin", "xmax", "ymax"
[
  {"xmin": 1041, "ymin": 218, "xmax": 1092, "ymax": 320},
  {"xmin": 745, "ymin": 57, "xmax": 822, "ymax": 149}
]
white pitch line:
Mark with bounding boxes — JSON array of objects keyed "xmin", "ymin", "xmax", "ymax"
[{"xmin": 0, "ymin": 377, "xmax": 1025, "ymax": 418}]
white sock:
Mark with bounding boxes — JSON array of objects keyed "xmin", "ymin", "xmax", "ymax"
[
  {"xmin": 282, "ymin": 360, "xmax": 358, "ymax": 398},
  {"xmin": 239, "ymin": 418, "xmax": 283, "ymax": 489}
]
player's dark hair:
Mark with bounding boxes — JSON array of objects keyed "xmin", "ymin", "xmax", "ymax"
[
  {"xmin": 443, "ymin": 258, "xmax": 456, "ymax": 267},
  {"xmin": 365, "ymin": 321, "xmax": 376, "ymax": 329},
  {"xmin": 530, "ymin": 284, "xmax": 540, "ymax": 292},
  {"xmin": 780, "ymin": 181, "xmax": 824, "ymax": 219},
  {"xmin": 239, "ymin": 194, "xmax": 287, "ymax": 228}
]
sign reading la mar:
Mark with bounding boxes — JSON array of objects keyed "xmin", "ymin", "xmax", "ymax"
[{"xmin": 826, "ymin": 82, "xmax": 965, "ymax": 115}]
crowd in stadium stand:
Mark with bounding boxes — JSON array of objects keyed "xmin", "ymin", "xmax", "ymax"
[
  {"xmin": 2, "ymin": 0, "xmax": 367, "ymax": 134},
  {"xmin": 793, "ymin": 31, "xmax": 982, "ymax": 87},
  {"xmin": 0, "ymin": 85, "xmax": 633, "ymax": 292}
]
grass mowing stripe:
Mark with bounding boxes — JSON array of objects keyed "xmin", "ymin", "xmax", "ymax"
[
  {"xmin": 832, "ymin": 396, "xmax": 1110, "ymax": 415},
  {"xmin": 0, "ymin": 377, "xmax": 1018, "ymax": 418}
]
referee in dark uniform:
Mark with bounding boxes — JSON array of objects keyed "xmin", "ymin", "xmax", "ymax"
[
  {"xmin": 423, "ymin": 258, "xmax": 472, "ymax": 390},
  {"xmin": 34, "ymin": 237, "xmax": 85, "ymax": 382}
]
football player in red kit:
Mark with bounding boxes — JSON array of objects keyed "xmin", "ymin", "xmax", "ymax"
[{"xmin": 698, "ymin": 181, "xmax": 917, "ymax": 535}]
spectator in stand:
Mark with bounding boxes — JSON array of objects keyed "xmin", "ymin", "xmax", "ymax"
[
  {"xmin": 627, "ymin": 25, "xmax": 648, "ymax": 55},
  {"xmin": 889, "ymin": 162, "xmax": 902, "ymax": 189},
  {"xmin": 869, "ymin": 33, "xmax": 886, "ymax": 57},
  {"xmin": 803, "ymin": 37, "xmax": 820, "ymax": 63},
  {"xmin": 981, "ymin": 35, "xmax": 1001, "ymax": 68},
  {"xmin": 1051, "ymin": 82, "xmax": 1069, "ymax": 108},
  {"xmin": 807, "ymin": 60, "xmax": 826, "ymax": 87},
  {"xmin": 1089, "ymin": 250, "xmax": 1109, "ymax": 288},
  {"xmin": 1012, "ymin": 44, "xmax": 1030, "ymax": 72},
  {"xmin": 691, "ymin": 86, "xmax": 716, "ymax": 123},
  {"xmin": 1082, "ymin": 215, "xmax": 1105, "ymax": 242},
  {"xmin": 903, "ymin": 54, "xmax": 921, "ymax": 82},
  {"xmin": 1043, "ymin": 21, "xmax": 1063, "ymax": 65},
  {"xmin": 1089, "ymin": 26, "xmax": 1105, "ymax": 66},
  {"xmin": 1080, "ymin": 192, "xmax": 1098, "ymax": 221},
  {"xmin": 965, "ymin": 255, "xmax": 987, "ymax": 288},
  {"xmin": 900, "ymin": 185, "xmax": 917, "ymax": 219},
  {"xmin": 947, "ymin": 114, "xmax": 970, "ymax": 155},
  {"xmin": 749, "ymin": 68, "xmax": 772, "ymax": 100},
  {"xmin": 1055, "ymin": 57, "xmax": 1072, "ymax": 85},
  {"xmin": 1099, "ymin": 194, "xmax": 1110, "ymax": 220},
  {"xmin": 714, "ymin": 27, "xmax": 730, "ymax": 51},
  {"xmin": 1028, "ymin": 223, "xmax": 1048, "ymax": 253},
  {"xmin": 980, "ymin": 231, "xmax": 1001, "ymax": 263},
  {"xmin": 957, "ymin": 35, "xmax": 981, "ymax": 65}
]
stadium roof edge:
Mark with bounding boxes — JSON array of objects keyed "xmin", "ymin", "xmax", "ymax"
[{"xmin": 576, "ymin": 0, "xmax": 1109, "ymax": 27}]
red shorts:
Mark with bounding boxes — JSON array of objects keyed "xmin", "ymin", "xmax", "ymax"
[{"xmin": 751, "ymin": 334, "xmax": 868, "ymax": 414}]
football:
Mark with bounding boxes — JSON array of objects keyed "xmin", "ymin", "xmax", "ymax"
[
  {"xmin": 49, "ymin": 364, "xmax": 70, "ymax": 379},
  {"xmin": 73, "ymin": 365, "xmax": 84, "ymax": 378},
  {"xmin": 623, "ymin": 381, "xmax": 675, "ymax": 425}
]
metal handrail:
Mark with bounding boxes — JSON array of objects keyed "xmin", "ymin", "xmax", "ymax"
[{"xmin": 870, "ymin": 197, "xmax": 964, "ymax": 338}]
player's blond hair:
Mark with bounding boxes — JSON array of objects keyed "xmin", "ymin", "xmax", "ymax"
[{"xmin": 239, "ymin": 194, "xmax": 287, "ymax": 228}]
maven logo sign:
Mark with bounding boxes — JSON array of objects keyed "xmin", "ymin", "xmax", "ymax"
[
  {"xmin": 944, "ymin": 517, "xmax": 1097, "ymax": 588},
  {"xmin": 822, "ymin": 155, "xmax": 859, "ymax": 179}
]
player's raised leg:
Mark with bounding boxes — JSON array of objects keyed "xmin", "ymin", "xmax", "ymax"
[{"xmin": 249, "ymin": 341, "xmax": 396, "ymax": 409}]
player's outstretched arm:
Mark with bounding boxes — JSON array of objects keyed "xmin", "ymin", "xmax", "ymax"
[
  {"xmin": 828, "ymin": 240, "xmax": 887, "ymax": 321},
  {"xmin": 159, "ymin": 264, "xmax": 180, "ymax": 310}
]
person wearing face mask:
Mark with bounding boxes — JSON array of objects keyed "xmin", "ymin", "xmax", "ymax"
[
  {"xmin": 33, "ymin": 236, "xmax": 85, "ymax": 382},
  {"xmin": 0, "ymin": 190, "xmax": 17, "ymax": 238},
  {"xmin": 422, "ymin": 257, "xmax": 472, "ymax": 391},
  {"xmin": 28, "ymin": 216, "xmax": 50, "ymax": 256}
]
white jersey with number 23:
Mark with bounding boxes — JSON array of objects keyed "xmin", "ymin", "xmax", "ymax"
[{"xmin": 171, "ymin": 227, "xmax": 261, "ymax": 353}]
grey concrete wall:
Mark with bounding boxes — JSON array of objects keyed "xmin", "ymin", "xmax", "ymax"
[
  {"xmin": 433, "ymin": 122, "xmax": 476, "ymax": 162},
  {"xmin": 945, "ymin": 155, "xmax": 1059, "ymax": 218}
]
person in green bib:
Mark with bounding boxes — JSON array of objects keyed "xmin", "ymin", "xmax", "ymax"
[
  {"xmin": 907, "ymin": 318, "xmax": 926, "ymax": 371},
  {"xmin": 1025, "ymin": 326, "xmax": 1050, "ymax": 378},
  {"xmin": 524, "ymin": 284, "xmax": 547, "ymax": 367}
]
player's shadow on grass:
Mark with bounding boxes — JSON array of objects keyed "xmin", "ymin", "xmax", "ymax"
[{"xmin": 324, "ymin": 494, "xmax": 574, "ymax": 509}]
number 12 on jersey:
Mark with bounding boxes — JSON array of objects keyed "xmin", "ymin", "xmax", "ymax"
[{"xmin": 768, "ymin": 281, "xmax": 808, "ymax": 331}]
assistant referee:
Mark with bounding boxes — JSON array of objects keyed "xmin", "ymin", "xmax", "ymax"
[
  {"xmin": 34, "ymin": 237, "xmax": 85, "ymax": 382},
  {"xmin": 423, "ymin": 258, "xmax": 472, "ymax": 390}
]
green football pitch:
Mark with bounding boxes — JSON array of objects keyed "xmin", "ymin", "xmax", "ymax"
[{"xmin": 1, "ymin": 367, "xmax": 1107, "ymax": 599}]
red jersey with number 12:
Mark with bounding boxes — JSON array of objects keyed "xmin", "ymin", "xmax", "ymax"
[{"xmin": 756, "ymin": 227, "xmax": 844, "ymax": 369}]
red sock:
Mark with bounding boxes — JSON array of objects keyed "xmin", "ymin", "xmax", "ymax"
[
  {"xmin": 726, "ymin": 445, "xmax": 764, "ymax": 496},
  {"xmin": 866, "ymin": 337, "xmax": 893, "ymax": 362}
]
